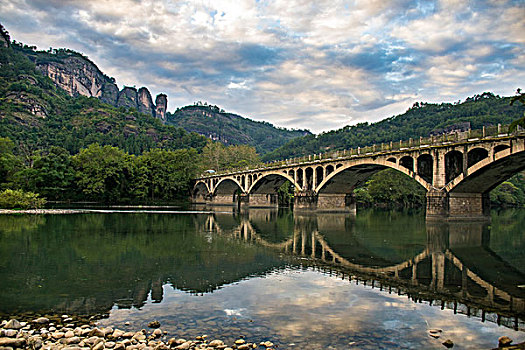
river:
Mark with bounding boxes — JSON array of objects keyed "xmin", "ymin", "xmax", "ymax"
[{"xmin": 0, "ymin": 208, "xmax": 524, "ymax": 349}]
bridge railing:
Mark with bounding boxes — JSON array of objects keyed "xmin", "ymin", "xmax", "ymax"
[{"xmin": 200, "ymin": 124, "xmax": 524, "ymax": 177}]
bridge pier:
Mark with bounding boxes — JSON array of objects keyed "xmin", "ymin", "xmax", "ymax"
[
  {"xmin": 248, "ymin": 193, "xmax": 278, "ymax": 208},
  {"xmin": 191, "ymin": 194, "xmax": 209, "ymax": 204},
  {"xmin": 208, "ymin": 194, "xmax": 236, "ymax": 206},
  {"xmin": 294, "ymin": 192, "xmax": 356, "ymax": 213},
  {"xmin": 317, "ymin": 193, "xmax": 356, "ymax": 213},
  {"xmin": 448, "ymin": 192, "xmax": 490, "ymax": 219},
  {"xmin": 426, "ymin": 190, "xmax": 490, "ymax": 220}
]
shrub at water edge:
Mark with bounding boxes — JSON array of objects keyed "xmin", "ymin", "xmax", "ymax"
[{"xmin": 0, "ymin": 189, "xmax": 46, "ymax": 209}]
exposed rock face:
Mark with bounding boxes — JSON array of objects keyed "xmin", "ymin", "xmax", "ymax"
[
  {"xmin": 155, "ymin": 94, "xmax": 168, "ymax": 122},
  {"xmin": 0, "ymin": 24, "xmax": 9, "ymax": 47},
  {"xmin": 31, "ymin": 52, "xmax": 169, "ymax": 122},
  {"xmin": 6, "ymin": 92, "xmax": 48, "ymax": 118},
  {"xmin": 138, "ymin": 87, "xmax": 155, "ymax": 116},
  {"xmin": 0, "ymin": 34, "xmax": 8, "ymax": 48},
  {"xmin": 100, "ymin": 82, "xmax": 119, "ymax": 106},
  {"xmin": 117, "ymin": 86, "xmax": 138, "ymax": 109},
  {"xmin": 36, "ymin": 56, "xmax": 118, "ymax": 102}
]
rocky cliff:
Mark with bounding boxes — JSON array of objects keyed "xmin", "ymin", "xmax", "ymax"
[
  {"xmin": 155, "ymin": 94, "xmax": 168, "ymax": 122},
  {"xmin": 29, "ymin": 50, "xmax": 166, "ymax": 121},
  {"xmin": 35, "ymin": 55, "xmax": 119, "ymax": 104},
  {"xmin": 0, "ymin": 24, "xmax": 9, "ymax": 48},
  {"xmin": 138, "ymin": 87, "xmax": 155, "ymax": 116},
  {"xmin": 116, "ymin": 86, "xmax": 138, "ymax": 109}
]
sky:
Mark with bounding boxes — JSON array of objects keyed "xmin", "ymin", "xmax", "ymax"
[{"xmin": 0, "ymin": 0, "xmax": 524, "ymax": 133}]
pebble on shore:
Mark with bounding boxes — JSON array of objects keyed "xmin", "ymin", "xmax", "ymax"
[{"xmin": 0, "ymin": 316, "xmax": 277, "ymax": 350}]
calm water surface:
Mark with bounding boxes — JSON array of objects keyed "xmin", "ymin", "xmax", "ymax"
[{"xmin": 1, "ymin": 208, "xmax": 524, "ymax": 349}]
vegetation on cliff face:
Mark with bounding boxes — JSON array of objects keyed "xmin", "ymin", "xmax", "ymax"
[
  {"xmin": 167, "ymin": 104, "xmax": 311, "ymax": 155},
  {"xmin": 0, "ymin": 41, "xmax": 207, "ymax": 155}
]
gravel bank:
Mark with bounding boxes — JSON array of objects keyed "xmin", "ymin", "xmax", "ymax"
[{"xmin": 0, "ymin": 316, "xmax": 277, "ymax": 350}]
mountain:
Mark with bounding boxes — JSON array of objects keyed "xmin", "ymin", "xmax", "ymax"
[
  {"xmin": 0, "ymin": 23, "xmax": 309, "ymax": 155},
  {"xmin": 167, "ymin": 104, "xmax": 311, "ymax": 154},
  {"xmin": 263, "ymin": 92, "xmax": 525, "ymax": 161},
  {"xmin": 0, "ymin": 26, "xmax": 207, "ymax": 155},
  {"xmin": 1, "ymin": 24, "xmax": 308, "ymax": 155},
  {"xmin": 13, "ymin": 45, "xmax": 168, "ymax": 122}
]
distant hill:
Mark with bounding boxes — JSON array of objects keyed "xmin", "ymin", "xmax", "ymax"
[
  {"xmin": 263, "ymin": 92, "xmax": 525, "ymax": 161},
  {"xmin": 167, "ymin": 104, "xmax": 311, "ymax": 154}
]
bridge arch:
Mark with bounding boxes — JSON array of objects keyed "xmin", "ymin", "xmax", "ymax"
[
  {"xmin": 248, "ymin": 172, "xmax": 300, "ymax": 194},
  {"xmin": 315, "ymin": 166, "xmax": 324, "ymax": 187},
  {"xmin": 316, "ymin": 159, "xmax": 432, "ymax": 194},
  {"xmin": 192, "ymin": 181, "xmax": 211, "ymax": 202},
  {"xmin": 494, "ymin": 144, "xmax": 510, "ymax": 154},
  {"xmin": 399, "ymin": 155, "xmax": 414, "ymax": 171},
  {"xmin": 445, "ymin": 150, "xmax": 464, "ymax": 184},
  {"xmin": 417, "ymin": 154, "xmax": 433, "ymax": 184},
  {"xmin": 447, "ymin": 148, "xmax": 525, "ymax": 193},
  {"xmin": 210, "ymin": 178, "xmax": 244, "ymax": 205}
]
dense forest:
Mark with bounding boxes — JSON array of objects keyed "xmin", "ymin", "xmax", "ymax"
[{"xmin": 0, "ymin": 137, "xmax": 262, "ymax": 207}]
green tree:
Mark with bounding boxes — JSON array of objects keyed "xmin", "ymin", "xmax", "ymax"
[
  {"xmin": 72, "ymin": 143, "xmax": 134, "ymax": 202},
  {"xmin": 0, "ymin": 189, "xmax": 46, "ymax": 209},
  {"xmin": 358, "ymin": 169, "xmax": 426, "ymax": 208},
  {"xmin": 200, "ymin": 141, "xmax": 261, "ymax": 172},
  {"xmin": 0, "ymin": 137, "xmax": 22, "ymax": 188},
  {"xmin": 27, "ymin": 147, "xmax": 75, "ymax": 200},
  {"xmin": 133, "ymin": 148, "xmax": 199, "ymax": 200},
  {"xmin": 510, "ymin": 88, "xmax": 525, "ymax": 131}
]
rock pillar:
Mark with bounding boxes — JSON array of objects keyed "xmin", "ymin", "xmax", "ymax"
[{"xmin": 155, "ymin": 94, "xmax": 168, "ymax": 122}]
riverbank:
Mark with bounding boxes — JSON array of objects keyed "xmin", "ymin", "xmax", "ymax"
[
  {"xmin": 0, "ymin": 209, "xmax": 89, "ymax": 215},
  {"xmin": 0, "ymin": 315, "xmax": 276, "ymax": 350}
]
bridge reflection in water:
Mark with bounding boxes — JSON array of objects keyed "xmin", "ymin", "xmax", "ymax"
[{"xmin": 202, "ymin": 208, "xmax": 525, "ymax": 331}]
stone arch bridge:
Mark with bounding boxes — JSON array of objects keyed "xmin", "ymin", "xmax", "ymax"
[{"xmin": 193, "ymin": 131, "xmax": 525, "ymax": 219}]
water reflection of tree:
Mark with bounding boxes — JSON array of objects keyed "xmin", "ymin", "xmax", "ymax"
[
  {"xmin": 0, "ymin": 215, "xmax": 46, "ymax": 234},
  {"xmin": 0, "ymin": 213, "xmax": 284, "ymax": 315}
]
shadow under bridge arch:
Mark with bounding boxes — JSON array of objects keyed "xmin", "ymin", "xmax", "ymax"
[
  {"xmin": 247, "ymin": 173, "xmax": 297, "ymax": 207},
  {"xmin": 316, "ymin": 161, "xmax": 432, "ymax": 195},
  {"xmin": 192, "ymin": 181, "xmax": 211, "ymax": 202},
  {"xmin": 213, "ymin": 178, "xmax": 244, "ymax": 205}
]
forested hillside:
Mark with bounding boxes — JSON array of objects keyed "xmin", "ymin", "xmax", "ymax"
[
  {"xmin": 167, "ymin": 104, "xmax": 310, "ymax": 154},
  {"xmin": 0, "ymin": 38, "xmax": 207, "ymax": 155},
  {"xmin": 263, "ymin": 93, "xmax": 525, "ymax": 161}
]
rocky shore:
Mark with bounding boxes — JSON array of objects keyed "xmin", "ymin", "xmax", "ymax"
[{"xmin": 0, "ymin": 316, "xmax": 276, "ymax": 350}]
